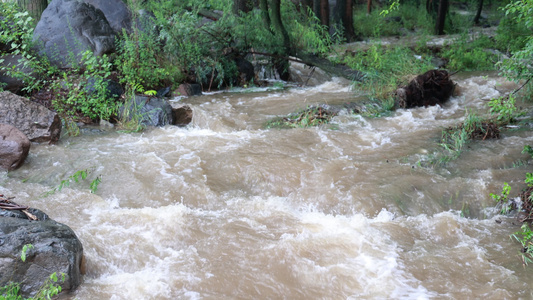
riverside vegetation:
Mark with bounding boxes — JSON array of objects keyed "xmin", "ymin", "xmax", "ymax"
[{"xmin": 2, "ymin": 0, "xmax": 533, "ymax": 296}]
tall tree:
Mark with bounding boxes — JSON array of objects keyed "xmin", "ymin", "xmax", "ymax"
[
  {"xmin": 333, "ymin": 0, "xmax": 356, "ymax": 42},
  {"xmin": 17, "ymin": 0, "xmax": 47, "ymax": 22},
  {"xmin": 473, "ymin": 0, "xmax": 484, "ymax": 25},
  {"xmin": 271, "ymin": 0, "xmax": 291, "ymax": 80},
  {"xmin": 435, "ymin": 0, "xmax": 448, "ymax": 35}
]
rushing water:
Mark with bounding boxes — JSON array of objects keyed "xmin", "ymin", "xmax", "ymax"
[{"xmin": 2, "ymin": 73, "xmax": 533, "ymax": 299}]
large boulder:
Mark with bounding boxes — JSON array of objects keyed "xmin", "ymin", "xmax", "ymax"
[
  {"xmin": 0, "ymin": 203, "xmax": 84, "ymax": 297},
  {"xmin": 0, "ymin": 91, "xmax": 61, "ymax": 143},
  {"xmin": 0, "ymin": 124, "xmax": 31, "ymax": 171},
  {"xmin": 120, "ymin": 95, "xmax": 174, "ymax": 127},
  {"xmin": 81, "ymin": 0, "xmax": 132, "ymax": 34},
  {"xmin": 0, "ymin": 54, "xmax": 36, "ymax": 93},
  {"xmin": 33, "ymin": 0, "xmax": 115, "ymax": 68}
]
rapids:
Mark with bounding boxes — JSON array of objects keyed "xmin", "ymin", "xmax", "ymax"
[{"xmin": 2, "ymin": 73, "xmax": 533, "ymax": 299}]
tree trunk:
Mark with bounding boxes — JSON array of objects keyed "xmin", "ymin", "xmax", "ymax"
[
  {"xmin": 271, "ymin": 0, "xmax": 291, "ymax": 80},
  {"xmin": 343, "ymin": 0, "xmax": 356, "ymax": 42},
  {"xmin": 320, "ymin": 0, "xmax": 329, "ymax": 27},
  {"xmin": 473, "ymin": 0, "xmax": 484, "ymax": 25},
  {"xmin": 367, "ymin": 0, "xmax": 372, "ymax": 14},
  {"xmin": 260, "ymin": 0, "xmax": 272, "ymax": 31},
  {"xmin": 435, "ymin": 0, "xmax": 448, "ymax": 35},
  {"xmin": 334, "ymin": 0, "xmax": 356, "ymax": 42},
  {"xmin": 17, "ymin": 0, "xmax": 47, "ymax": 22}
]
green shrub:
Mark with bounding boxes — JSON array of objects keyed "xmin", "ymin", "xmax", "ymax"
[
  {"xmin": 440, "ymin": 33, "xmax": 498, "ymax": 71},
  {"xmin": 342, "ymin": 44, "xmax": 433, "ymax": 98},
  {"xmin": 0, "ymin": 2, "xmax": 55, "ymax": 93}
]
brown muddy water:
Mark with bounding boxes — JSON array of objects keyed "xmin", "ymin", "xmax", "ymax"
[{"xmin": 2, "ymin": 73, "xmax": 533, "ymax": 299}]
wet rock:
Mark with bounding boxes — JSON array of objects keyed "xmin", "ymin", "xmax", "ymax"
[
  {"xmin": 235, "ymin": 57, "xmax": 255, "ymax": 84},
  {"xmin": 81, "ymin": 0, "xmax": 132, "ymax": 34},
  {"xmin": 395, "ymin": 69, "xmax": 455, "ymax": 108},
  {"xmin": 0, "ymin": 205, "xmax": 83, "ymax": 298},
  {"xmin": 0, "ymin": 54, "xmax": 35, "ymax": 93},
  {"xmin": 0, "ymin": 124, "xmax": 31, "ymax": 171},
  {"xmin": 174, "ymin": 84, "xmax": 203, "ymax": 97},
  {"xmin": 171, "ymin": 104, "xmax": 193, "ymax": 127},
  {"xmin": 33, "ymin": 0, "xmax": 115, "ymax": 68},
  {"xmin": 156, "ymin": 86, "xmax": 171, "ymax": 98},
  {"xmin": 120, "ymin": 95, "xmax": 174, "ymax": 127},
  {"xmin": 0, "ymin": 91, "xmax": 61, "ymax": 143},
  {"xmin": 289, "ymin": 61, "xmax": 332, "ymax": 87}
]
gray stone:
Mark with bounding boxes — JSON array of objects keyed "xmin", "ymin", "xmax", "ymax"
[
  {"xmin": 81, "ymin": 0, "xmax": 132, "ymax": 34},
  {"xmin": 0, "ymin": 124, "xmax": 31, "ymax": 171},
  {"xmin": 0, "ymin": 207, "xmax": 83, "ymax": 297},
  {"xmin": 33, "ymin": 0, "xmax": 115, "ymax": 68},
  {"xmin": 0, "ymin": 91, "xmax": 61, "ymax": 143}
]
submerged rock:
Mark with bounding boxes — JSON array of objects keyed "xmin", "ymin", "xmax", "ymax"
[
  {"xmin": 171, "ymin": 104, "xmax": 193, "ymax": 127},
  {"xmin": 0, "ymin": 92, "xmax": 61, "ymax": 143},
  {"xmin": 0, "ymin": 201, "xmax": 84, "ymax": 297},
  {"xmin": 120, "ymin": 95, "xmax": 174, "ymax": 127},
  {"xmin": 0, "ymin": 124, "xmax": 30, "ymax": 171}
]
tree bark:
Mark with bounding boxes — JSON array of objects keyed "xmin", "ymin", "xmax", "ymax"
[
  {"xmin": 271, "ymin": 0, "xmax": 291, "ymax": 80},
  {"xmin": 367, "ymin": 0, "xmax": 372, "ymax": 14},
  {"xmin": 343, "ymin": 0, "xmax": 356, "ymax": 41},
  {"xmin": 473, "ymin": 0, "xmax": 484, "ymax": 25},
  {"xmin": 320, "ymin": 0, "xmax": 329, "ymax": 27},
  {"xmin": 17, "ymin": 0, "xmax": 47, "ymax": 22},
  {"xmin": 435, "ymin": 0, "xmax": 448, "ymax": 35},
  {"xmin": 260, "ymin": 0, "xmax": 272, "ymax": 31},
  {"xmin": 334, "ymin": 0, "xmax": 356, "ymax": 42}
]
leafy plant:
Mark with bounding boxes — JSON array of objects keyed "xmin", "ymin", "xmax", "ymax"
[
  {"xmin": 440, "ymin": 33, "xmax": 498, "ymax": 71},
  {"xmin": 491, "ymin": 182, "xmax": 512, "ymax": 214},
  {"xmin": 20, "ymin": 244, "xmax": 34, "ymax": 263},
  {"xmin": 0, "ymin": 2, "xmax": 55, "ymax": 93},
  {"xmin": 511, "ymin": 223, "xmax": 533, "ymax": 266},
  {"xmin": 488, "ymin": 93, "xmax": 523, "ymax": 125},
  {"xmin": 41, "ymin": 169, "xmax": 101, "ymax": 197}
]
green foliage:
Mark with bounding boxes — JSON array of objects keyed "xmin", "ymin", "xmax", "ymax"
[
  {"xmin": 342, "ymin": 45, "xmax": 433, "ymax": 98},
  {"xmin": 440, "ymin": 33, "xmax": 498, "ymax": 71},
  {"xmin": 0, "ymin": 282, "xmax": 22, "ymax": 300},
  {"xmin": 523, "ymin": 145, "xmax": 533, "ymax": 157},
  {"xmin": 33, "ymin": 273, "xmax": 64, "ymax": 300},
  {"xmin": 498, "ymin": 0, "xmax": 533, "ymax": 85},
  {"xmin": 495, "ymin": 16, "xmax": 531, "ymax": 54},
  {"xmin": 20, "ymin": 244, "xmax": 34, "ymax": 263},
  {"xmin": 511, "ymin": 223, "xmax": 533, "ymax": 266},
  {"xmin": 0, "ymin": 2, "xmax": 54, "ymax": 93},
  {"xmin": 41, "ymin": 169, "xmax": 101, "ymax": 197},
  {"xmin": 488, "ymin": 93, "xmax": 523, "ymax": 125},
  {"xmin": 491, "ymin": 182, "xmax": 512, "ymax": 214},
  {"xmin": 0, "ymin": 273, "xmax": 65, "ymax": 300},
  {"xmin": 50, "ymin": 50, "xmax": 116, "ymax": 127},
  {"xmin": 116, "ymin": 24, "xmax": 172, "ymax": 90},
  {"xmin": 354, "ymin": 3, "xmax": 433, "ymax": 38},
  {"xmin": 265, "ymin": 106, "xmax": 335, "ymax": 129},
  {"xmin": 289, "ymin": 7, "xmax": 334, "ymax": 56}
]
